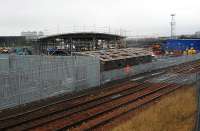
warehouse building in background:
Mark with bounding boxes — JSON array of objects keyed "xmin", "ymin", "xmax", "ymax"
[
  {"xmin": 195, "ymin": 31, "xmax": 200, "ymax": 38},
  {"xmin": 21, "ymin": 31, "xmax": 44, "ymax": 40},
  {"xmin": 163, "ymin": 39, "xmax": 200, "ymax": 52},
  {"xmin": 0, "ymin": 36, "xmax": 26, "ymax": 47}
]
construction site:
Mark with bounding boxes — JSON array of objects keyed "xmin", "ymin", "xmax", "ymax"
[{"xmin": 0, "ymin": 13, "xmax": 200, "ymax": 131}]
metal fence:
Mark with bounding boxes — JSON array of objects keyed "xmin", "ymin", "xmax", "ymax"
[
  {"xmin": 1, "ymin": 53, "xmax": 200, "ymax": 110},
  {"xmin": 0, "ymin": 55, "xmax": 100, "ymax": 109},
  {"xmin": 101, "ymin": 53, "xmax": 200, "ymax": 84},
  {"xmin": 0, "ymin": 55, "xmax": 9, "ymax": 73}
]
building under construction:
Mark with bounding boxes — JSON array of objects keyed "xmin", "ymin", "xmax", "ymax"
[{"xmin": 35, "ymin": 32, "xmax": 126, "ymax": 55}]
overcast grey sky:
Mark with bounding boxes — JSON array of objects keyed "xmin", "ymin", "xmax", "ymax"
[{"xmin": 0, "ymin": 0, "xmax": 200, "ymax": 36}]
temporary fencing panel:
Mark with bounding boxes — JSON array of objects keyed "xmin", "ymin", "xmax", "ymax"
[
  {"xmin": 0, "ymin": 55, "xmax": 9, "ymax": 73},
  {"xmin": 0, "ymin": 55, "xmax": 100, "ymax": 109},
  {"xmin": 101, "ymin": 53, "xmax": 200, "ymax": 84},
  {"xmin": 1, "ymin": 53, "xmax": 200, "ymax": 110}
]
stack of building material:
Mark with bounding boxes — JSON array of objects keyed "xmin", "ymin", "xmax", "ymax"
[{"xmin": 74, "ymin": 48, "xmax": 153, "ymax": 71}]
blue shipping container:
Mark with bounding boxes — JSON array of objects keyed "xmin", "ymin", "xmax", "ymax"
[{"xmin": 163, "ymin": 39, "xmax": 200, "ymax": 52}]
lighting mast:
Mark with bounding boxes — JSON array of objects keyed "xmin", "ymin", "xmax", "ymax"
[{"xmin": 170, "ymin": 14, "xmax": 176, "ymax": 39}]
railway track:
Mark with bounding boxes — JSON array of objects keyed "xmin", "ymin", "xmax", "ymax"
[
  {"xmin": 0, "ymin": 81, "xmax": 161, "ymax": 130},
  {"xmin": 68, "ymin": 65, "xmax": 200, "ymax": 131},
  {"xmin": 1, "ymin": 60, "xmax": 200, "ymax": 131},
  {"xmin": 72, "ymin": 84, "xmax": 181, "ymax": 131}
]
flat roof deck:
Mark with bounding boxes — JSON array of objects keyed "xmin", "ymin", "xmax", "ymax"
[{"xmin": 74, "ymin": 48, "xmax": 152, "ymax": 62}]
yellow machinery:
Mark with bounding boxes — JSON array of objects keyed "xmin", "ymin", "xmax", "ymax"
[
  {"xmin": 183, "ymin": 50, "xmax": 187, "ymax": 55},
  {"xmin": 187, "ymin": 47, "xmax": 196, "ymax": 55}
]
